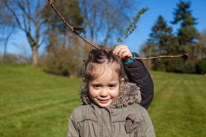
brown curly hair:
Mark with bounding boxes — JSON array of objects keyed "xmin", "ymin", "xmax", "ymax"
[{"xmin": 83, "ymin": 47, "xmax": 127, "ymax": 81}]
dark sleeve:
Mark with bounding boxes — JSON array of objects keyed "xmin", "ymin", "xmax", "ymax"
[{"xmin": 123, "ymin": 53, "xmax": 154, "ymax": 109}]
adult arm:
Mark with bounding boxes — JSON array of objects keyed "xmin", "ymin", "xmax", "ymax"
[{"xmin": 123, "ymin": 53, "xmax": 154, "ymax": 109}]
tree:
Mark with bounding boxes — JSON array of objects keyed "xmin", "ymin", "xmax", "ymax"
[
  {"xmin": 142, "ymin": 16, "xmax": 177, "ymax": 71},
  {"xmin": 2, "ymin": 0, "xmax": 47, "ymax": 66},
  {"xmin": 0, "ymin": 1, "xmax": 16, "ymax": 63},
  {"xmin": 1, "ymin": 25, "xmax": 15, "ymax": 63},
  {"xmin": 42, "ymin": 0, "xmax": 84, "ymax": 51},
  {"xmin": 197, "ymin": 29, "xmax": 206, "ymax": 59},
  {"xmin": 79, "ymin": 0, "xmax": 137, "ymax": 46},
  {"xmin": 40, "ymin": 0, "xmax": 84, "ymax": 76},
  {"xmin": 171, "ymin": 1, "xmax": 200, "ymax": 73},
  {"xmin": 149, "ymin": 16, "xmax": 174, "ymax": 55},
  {"xmin": 171, "ymin": 1, "xmax": 199, "ymax": 46}
]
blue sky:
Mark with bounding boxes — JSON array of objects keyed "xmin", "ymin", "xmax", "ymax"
[
  {"xmin": 1, "ymin": 0, "xmax": 206, "ymax": 56},
  {"xmin": 124, "ymin": 0, "xmax": 206, "ymax": 52}
]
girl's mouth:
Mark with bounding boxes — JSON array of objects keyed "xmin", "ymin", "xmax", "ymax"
[{"xmin": 98, "ymin": 98, "xmax": 110, "ymax": 104}]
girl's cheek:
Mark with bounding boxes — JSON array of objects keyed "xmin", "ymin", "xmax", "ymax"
[
  {"xmin": 110, "ymin": 89, "xmax": 120, "ymax": 99},
  {"xmin": 89, "ymin": 89, "xmax": 99, "ymax": 98}
]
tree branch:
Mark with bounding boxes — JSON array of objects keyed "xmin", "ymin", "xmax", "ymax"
[
  {"xmin": 133, "ymin": 53, "xmax": 189, "ymax": 60},
  {"xmin": 18, "ymin": 0, "xmax": 28, "ymax": 32},
  {"xmin": 17, "ymin": 0, "xmax": 36, "ymax": 24},
  {"xmin": 36, "ymin": 0, "xmax": 41, "ymax": 18},
  {"xmin": 26, "ymin": 0, "xmax": 31, "ymax": 33},
  {"xmin": 3, "ymin": 0, "xmax": 24, "ymax": 31},
  {"xmin": 39, "ymin": 24, "xmax": 49, "ymax": 47}
]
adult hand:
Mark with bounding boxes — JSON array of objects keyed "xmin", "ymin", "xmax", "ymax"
[{"xmin": 113, "ymin": 45, "xmax": 133, "ymax": 61}]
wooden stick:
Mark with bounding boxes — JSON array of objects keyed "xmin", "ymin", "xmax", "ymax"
[{"xmin": 134, "ymin": 53, "xmax": 189, "ymax": 60}]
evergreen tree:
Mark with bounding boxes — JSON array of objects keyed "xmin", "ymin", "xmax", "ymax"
[
  {"xmin": 171, "ymin": 1, "xmax": 199, "ymax": 46},
  {"xmin": 149, "ymin": 16, "xmax": 174, "ymax": 54},
  {"xmin": 171, "ymin": 1, "xmax": 200, "ymax": 73},
  {"xmin": 143, "ymin": 16, "xmax": 177, "ymax": 71}
]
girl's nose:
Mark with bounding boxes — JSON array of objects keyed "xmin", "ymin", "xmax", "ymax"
[{"xmin": 100, "ymin": 88, "xmax": 108, "ymax": 97}]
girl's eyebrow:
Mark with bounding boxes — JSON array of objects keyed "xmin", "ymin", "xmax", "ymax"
[
  {"xmin": 90, "ymin": 82, "xmax": 101, "ymax": 84},
  {"xmin": 108, "ymin": 82, "xmax": 118, "ymax": 84}
]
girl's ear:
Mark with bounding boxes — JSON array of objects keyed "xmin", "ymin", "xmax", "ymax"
[{"xmin": 120, "ymin": 78, "xmax": 125, "ymax": 86}]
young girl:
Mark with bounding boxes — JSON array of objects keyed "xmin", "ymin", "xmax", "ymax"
[{"xmin": 66, "ymin": 45, "xmax": 155, "ymax": 137}]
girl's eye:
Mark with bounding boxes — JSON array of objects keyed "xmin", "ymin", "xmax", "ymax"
[
  {"xmin": 109, "ymin": 84, "xmax": 116, "ymax": 89},
  {"xmin": 93, "ymin": 85, "xmax": 101, "ymax": 89}
]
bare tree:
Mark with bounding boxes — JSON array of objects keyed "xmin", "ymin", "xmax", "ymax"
[
  {"xmin": 2, "ymin": 0, "xmax": 47, "ymax": 66},
  {"xmin": 2, "ymin": 26, "xmax": 15, "ymax": 63},
  {"xmin": 0, "ymin": 1, "xmax": 15, "ymax": 63},
  {"xmin": 197, "ymin": 29, "xmax": 206, "ymax": 59},
  {"xmin": 79, "ymin": 0, "xmax": 137, "ymax": 46}
]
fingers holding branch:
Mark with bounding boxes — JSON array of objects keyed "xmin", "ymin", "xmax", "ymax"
[{"xmin": 113, "ymin": 45, "xmax": 133, "ymax": 61}]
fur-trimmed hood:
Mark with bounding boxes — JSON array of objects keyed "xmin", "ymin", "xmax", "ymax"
[{"xmin": 80, "ymin": 82, "xmax": 141, "ymax": 108}]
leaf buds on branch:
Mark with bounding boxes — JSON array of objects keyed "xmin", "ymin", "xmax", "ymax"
[{"xmin": 118, "ymin": 7, "xmax": 149, "ymax": 43}]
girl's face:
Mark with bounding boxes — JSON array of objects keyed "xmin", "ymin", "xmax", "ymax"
[{"xmin": 88, "ymin": 70, "xmax": 124, "ymax": 107}]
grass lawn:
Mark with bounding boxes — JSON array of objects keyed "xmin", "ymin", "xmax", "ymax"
[
  {"xmin": 0, "ymin": 64, "xmax": 206, "ymax": 137},
  {"xmin": 149, "ymin": 71, "xmax": 206, "ymax": 137}
]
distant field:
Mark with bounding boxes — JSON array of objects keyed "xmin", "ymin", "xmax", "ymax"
[{"xmin": 0, "ymin": 64, "xmax": 205, "ymax": 137}]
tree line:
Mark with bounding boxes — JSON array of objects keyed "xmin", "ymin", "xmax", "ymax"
[
  {"xmin": 0, "ymin": 0, "xmax": 206, "ymax": 75},
  {"xmin": 0, "ymin": 0, "xmax": 138, "ymax": 76},
  {"xmin": 141, "ymin": 1, "xmax": 206, "ymax": 74}
]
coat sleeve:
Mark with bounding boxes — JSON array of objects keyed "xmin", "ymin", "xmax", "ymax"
[
  {"xmin": 123, "ymin": 52, "xmax": 154, "ymax": 109},
  {"xmin": 66, "ymin": 112, "xmax": 79, "ymax": 137}
]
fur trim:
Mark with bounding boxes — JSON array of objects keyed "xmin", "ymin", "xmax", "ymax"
[
  {"xmin": 111, "ymin": 82, "xmax": 141, "ymax": 108},
  {"xmin": 79, "ymin": 82, "xmax": 141, "ymax": 108},
  {"xmin": 80, "ymin": 87, "xmax": 92, "ymax": 105}
]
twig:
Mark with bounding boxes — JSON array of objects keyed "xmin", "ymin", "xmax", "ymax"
[
  {"xmin": 118, "ymin": 7, "xmax": 149, "ymax": 44},
  {"xmin": 133, "ymin": 53, "xmax": 189, "ymax": 60},
  {"xmin": 48, "ymin": 0, "xmax": 100, "ymax": 49}
]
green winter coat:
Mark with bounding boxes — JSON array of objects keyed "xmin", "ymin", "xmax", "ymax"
[{"xmin": 66, "ymin": 83, "xmax": 155, "ymax": 137}]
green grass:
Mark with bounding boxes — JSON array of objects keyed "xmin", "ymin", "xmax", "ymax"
[
  {"xmin": 149, "ymin": 71, "xmax": 206, "ymax": 137},
  {"xmin": 0, "ymin": 64, "xmax": 82, "ymax": 137},
  {"xmin": 0, "ymin": 64, "xmax": 206, "ymax": 137}
]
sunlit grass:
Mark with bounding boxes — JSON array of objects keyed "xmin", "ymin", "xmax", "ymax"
[
  {"xmin": 0, "ymin": 64, "xmax": 82, "ymax": 137},
  {"xmin": 0, "ymin": 64, "xmax": 205, "ymax": 137},
  {"xmin": 149, "ymin": 71, "xmax": 206, "ymax": 137}
]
